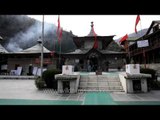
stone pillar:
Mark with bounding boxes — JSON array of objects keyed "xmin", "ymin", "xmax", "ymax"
[
  {"xmin": 141, "ymin": 79, "xmax": 147, "ymax": 92},
  {"xmin": 127, "ymin": 79, "xmax": 134, "ymax": 93},
  {"xmin": 58, "ymin": 80, "xmax": 63, "ymax": 93},
  {"xmin": 70, "ymin": 81, "xmax": 76, "ymax": 93}
]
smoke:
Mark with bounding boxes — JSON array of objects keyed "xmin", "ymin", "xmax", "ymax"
[{"xmin": 6, "ymin": 20, "xmax": 56, "ymax": 52}]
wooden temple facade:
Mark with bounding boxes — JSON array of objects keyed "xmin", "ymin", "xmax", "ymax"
[
  {"xmin": 0, "ymin": 41, "xmax": 58, "ymax": 75},
  {"xmin": 61, "ymin": 22, "xmax": 126, "ymax": 72},
  {"xmin": 122, "ymin": 21, "xmax": 160, "ymax": 64}
]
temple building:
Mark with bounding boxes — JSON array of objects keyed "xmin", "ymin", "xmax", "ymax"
[
  {"xmin": 119, "ymin": 20, "xmax": 160, "ymax": 73},
  {"xmin": 121, "ymin": 21, "xmax": 160, "ymax": 64},
  {"xmin": 1, "ymin": 39, "xmax": 57, "ymax": 75},
  {"xmin": 61, "ymin": 22, "xmax": 126, "ymax": 72}
]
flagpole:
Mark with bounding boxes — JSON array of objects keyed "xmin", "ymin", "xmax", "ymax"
[
  {"xmin": 127, "ymin": 40, "xmax": 131, "ymax": 63},
  {"xmin": 58, "ymin": 34, "xmax": 61, "ymax": 69},
  {"xmin": 53, "ymin": 29, "xmax": 55, "ymax": 51},
  {"xmin": 41, "ymin": 15, "xmax": 44, "ymax": 77},
  {"xmin": 57, "ymin": 15, "xmax": 62, "ymax": 70},
  {"xmin": 139, "ymin": 15, "xmax": 146, "ymax": 68}
]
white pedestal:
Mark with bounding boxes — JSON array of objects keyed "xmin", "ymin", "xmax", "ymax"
[
  {"xmin": 127, "ymin": 79, "xmax": 148, "ymax": 93},
  {"xmin": 126, "ymin": 64, "xmax": 140, "ymax": 74},
  {"xmin": 62, "ymin": 65, "xmax": 74, "ymax": 75}
]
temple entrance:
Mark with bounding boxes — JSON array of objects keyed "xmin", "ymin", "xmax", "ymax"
[{"xmin": 89, "ymin": 56, "xmax": 98, "ymax": 72}]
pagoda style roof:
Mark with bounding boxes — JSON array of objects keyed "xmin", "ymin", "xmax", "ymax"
[
  {"xmin": 64, "ymin": 49, "xmax": 89, "ymax": 55},
  {"xmin": 145, "ymin": 20, "xmax": 160, "ymax": 35},
  {"xmin": 73, "ymin": 22, "xmax": 115, "ymax": 49},
  {"xmin": 0, "ymin": 44, "xmax": 8, "ymax": 53},
  {"xmin": 0, "ymin": 36, "xmax": 3, "ymax": 40},
  {"xmin": 63, "ymin": 48, "xmax": 126, "ymax": 55},
  {"xmin": 13, "ymin": 43, "xmax": 51, "ymax": 54},
  {"xmin": 126, "ymin": 37, "xmax": 139, "ymax": 41},
  {"xmin": 73, "ymin": 36, "xmax": 115, "ymax": 49},
  {"xmin": 100, "ymin": 50, "xmax": 126, "ymax": 54}
]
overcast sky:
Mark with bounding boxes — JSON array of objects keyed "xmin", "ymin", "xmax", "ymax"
[{"xmin": 28, "ymin": 15, "xmax": 160, "ymax": 40}]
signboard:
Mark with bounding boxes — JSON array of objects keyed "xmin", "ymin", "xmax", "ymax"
[
  {"xmin": 1, "ymin": 65, "xmax": 7, "ymax": 70},
  {"xmin": 137, "ymin": 40, "xmax": 149, "ymax": 48},
  {"xmin": 126, "ymin": 64, "xmax": 140, "ymax": 74},
  {"xmin": 16, "ymin": 67, "xmax": 22, "ymax": 75},
  {"xmin": 62, "ymin": 65, "xmax": 74, "ymax": 75},
  {"xmin": 37, "ymin": 68, "xmax": 47, "ymax": 76},
  {"xmin": 32, "ymin": 67, "xmax": 38, "ymax": 75}
]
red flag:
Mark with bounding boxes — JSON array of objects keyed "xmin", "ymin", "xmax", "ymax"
[
  {"xmin": 57, "ymin": 15, "xmax": 62, "ymax": 44},
  {"xmin": 135, "ymin": 15, "xmax": 140, "ymax": 33},
  {"xmin": 58, "ymin": 28, "xmax": 63, "ymax": 44},
  {"xmin": 92, "ymin": 24, "xmax": 98, "ymax": 49},
  {"xmin": 57, "ymin": 15, "xmax": 60, "ymax": 35},
  {"xmin": 119, "ymin": 34, "xmax": 128, "ymax": 44}
]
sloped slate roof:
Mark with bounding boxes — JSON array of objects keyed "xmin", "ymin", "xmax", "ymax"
[
  {"xmin": 63, "ymin": 49, "xmax": 126, "ymax": 55},
  {"xmin": 17, "ymin": 44, "xmax": 51, "ymax": 53},
  {"xmin": 64, "ymin": 49, "xmax": 89, "ymax": 54},
  {"xmin": 100, "ymin": 50, "xmax": 126, "ymax": 54},
  {"xmin": 0, "ymin": 44, "xmax": 8, "ymax": 53},
  {"xmin": 126, "ymin": 37, "xmax": 139, "ymax": 41},
  {"xmin": 0, "ymin": 36, "xmax": 3, "ymax": 40},
  {"xmin": 146, "ymin": 20, "xmax": 160, "ymax": 35}
]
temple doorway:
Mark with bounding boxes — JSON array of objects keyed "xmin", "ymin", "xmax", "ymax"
[{"xmin": 89, "ymin": 56, "xmax": 98, "ymax": 72}]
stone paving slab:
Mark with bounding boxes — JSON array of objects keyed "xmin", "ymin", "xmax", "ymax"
[
  {"xmin": 0, "ymin": 80, "xmax": 84, "ymax": 101},
  {"xmin": 110, "ymin": 91, "xmax": 160, "ymax": 101},
  {"xmin": 1, "ymin": 79, "xmax": 160, "ymax": 105},
  {"xmin": 0, "ymin": 99, "xmax": 82, "ymax": 105}
]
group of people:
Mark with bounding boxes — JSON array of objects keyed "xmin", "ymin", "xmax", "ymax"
[
  {"xmin": 87, "ymin": 60, "xmax": 98, "ymax": 72},
  {"xmin": 87, "ymin": 60, "xmax": 110, "ymax": 72}
]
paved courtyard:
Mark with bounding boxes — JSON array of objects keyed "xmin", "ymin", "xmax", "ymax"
[{"xmin": 1, "ymin": 80, "xmax": 160, "ymax": 105}]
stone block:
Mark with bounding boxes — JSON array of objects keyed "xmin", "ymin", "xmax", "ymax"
[
  {"xmin": 62, "ymin": 65, "xmax": 74, "ymax": 75},
  {"xmin": 126, "ymin": 64, "xmax": 140, "ymax": 74}
]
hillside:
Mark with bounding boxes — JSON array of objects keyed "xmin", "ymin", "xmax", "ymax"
[
  {"xmin": 114, "ymin": 28, "xmax": 148, "ymax": 44},
  {"xmin": 0, "ymin": 15, "xmax": 130, "ymax": 53},
  {"xmin": 0, "ymin": 15, "xmax": 76, "ymax": 52}
]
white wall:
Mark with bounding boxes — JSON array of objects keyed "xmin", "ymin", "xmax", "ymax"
[{"xmin": 119, "ymin": 72, "xmax": 127, "ymax": 93}]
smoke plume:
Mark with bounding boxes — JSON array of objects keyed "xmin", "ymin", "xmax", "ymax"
[{"xmin": 6, "ymin": 19, "xmax": 56, "ymax": 52}]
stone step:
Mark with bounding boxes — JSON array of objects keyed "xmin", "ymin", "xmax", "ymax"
[
  {"xmin": 79, "ymin": 74, "xmax": 124, "ymax": 92},
  {"xmin": 80, "ymin": 79, "xmax": 120, "ymax": 82},
  {"xmin": 79, "ymin": 82, "xmax": 122, "ymax": 87},
  {"xmin": 79, "ymin": 82, "xmax": 88, "ymax": 86},
  {"xmin": 79, "ymin": 81, "xmax": 121, "ymax": 83},
  {"xmin": 79, "ymin": 86, "xmax": 123, "ymax": 90},
  {"xmin": 107, "ymin": 82, "xmax": 121, "ymax": 86},
  {"xmin": 80, "ymin": 79, "xmax": 97, "ymax": 82},
  {"xmin": 78, "ymin": 89, "xmax": 124, "ymax": 92},
  {"xmin": 97, "ymin": 76, "xmax": 119, "ymax": 79}
]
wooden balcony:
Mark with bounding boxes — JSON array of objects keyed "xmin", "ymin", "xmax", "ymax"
[{"xmin": 129, "ymin": 40, "xmax": 160, "ymax": 56}]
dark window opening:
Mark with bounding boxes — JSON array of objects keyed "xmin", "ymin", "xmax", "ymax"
[
  {"xmin": 133, "ymin": 80, "xmax": 141, "ymax": 92},
  {"xmin": 63, "ymin": 81, "xmax": 70, "ymax": 93}
]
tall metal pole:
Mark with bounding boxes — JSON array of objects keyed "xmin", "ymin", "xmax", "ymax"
[
  {"xmin": 41, "ymin": 15, "xmax": 44, "ymax": 77},
  {"xmin": 59, "ymin": 34, "xmax": 61, "ymax": 69}
]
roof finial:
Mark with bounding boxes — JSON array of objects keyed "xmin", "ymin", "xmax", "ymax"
[{"xmin": 91, "ymin": 21, "xmax": 94, "ymax": 28}]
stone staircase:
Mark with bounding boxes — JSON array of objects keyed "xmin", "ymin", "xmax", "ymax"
[{"xmin": 78, "ymin": 73, "xmax": 124, "ymax": 92}]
